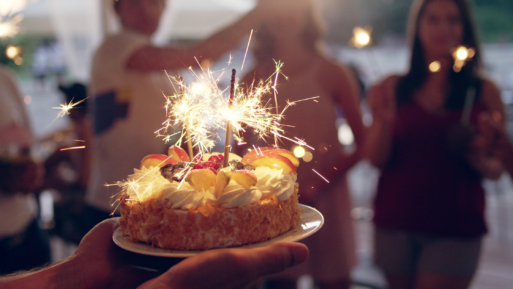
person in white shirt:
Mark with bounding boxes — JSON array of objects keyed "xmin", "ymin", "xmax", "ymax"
[
  {"xmin": 86, "ymin": 0, "xmax": 274, "ymax": 228},
  {"xmin": 0, "ymin": 64, "xmax": 49, "ymax": 274}
]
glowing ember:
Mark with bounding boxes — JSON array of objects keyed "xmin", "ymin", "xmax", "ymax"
[{"xmin": 60, "ymin": 146, "xmax": 86, "ymax": 151}]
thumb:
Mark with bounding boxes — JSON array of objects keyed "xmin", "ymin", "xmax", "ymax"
[{"xmin": 137, "ymin": 242, "xmax": 308, "ymax": 289}]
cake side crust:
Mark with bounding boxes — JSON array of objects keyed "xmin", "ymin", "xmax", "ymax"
[{"xmin": 119, "ymin": 189, "xmax": 301, "ymax": 250}]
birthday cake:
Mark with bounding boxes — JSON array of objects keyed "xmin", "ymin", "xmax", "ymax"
[{"xmin": 117, "ymin": 146, "xmax": 301, "ymax": 250}]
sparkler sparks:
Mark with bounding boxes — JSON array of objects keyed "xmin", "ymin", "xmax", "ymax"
[
  {"xmin": 312, "ymin": 169, "xmax": 329, "ymax": 183},
  {"xmin": 157, "ymin": 62, "xmax": 295, "ymax": 154},
  {"xmin": 60, "ymin": 146, "xmax": 85, "ymax": 151},
  {"xmin": 52, "ymin": 97, "xmax": 89, "ymax": 118}
]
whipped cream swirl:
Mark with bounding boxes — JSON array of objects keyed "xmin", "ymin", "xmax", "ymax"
[
  {"xmin": 120, "ymin": 167, "xmax": 215, "ymax": 210},
  {"xmin": 254, "ymin": 167, "xmax": 297, "ymax": 201},
  {"xmin": 216, "ymin": 180, "xmax": 262, "ymax": 208}
]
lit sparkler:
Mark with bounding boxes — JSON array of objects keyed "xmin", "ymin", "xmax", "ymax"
[
  {"xmin": 157, "ymin": 62, "xmax": 291, "ymax": 155},
  {"xmin": 452, "ymin": 46, "xmax": 475, "ymax": 72},
  {"xmin": 349, "ymin": 26, "xmax": 372, "ymax": 49}
]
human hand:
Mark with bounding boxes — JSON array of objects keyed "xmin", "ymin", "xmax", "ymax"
[
  {"xmin": 71, "ymin": 218, "xmax": 308, "ymax": 289},
  {"xmin": 477, "ymin": 112, "xmax": 513, "ymax": 160},
  {"xmin": 367, "ymin": 81, "xmax": 396, "ymax": 124},
  {"xmin": 466, "ymin": 113, "xmax": 505, "ymax": 180},
  {"xmin": 71, "ymin": 218, "xmax": 164, "ymax": 289},
  {"xmin": 137, "ymin": 241, "xmax": 308, "ymax": 289}
]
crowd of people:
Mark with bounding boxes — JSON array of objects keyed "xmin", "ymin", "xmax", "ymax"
[{"xmin": 0, "ymin": 0, "xmax": 512, "ymax": 288}]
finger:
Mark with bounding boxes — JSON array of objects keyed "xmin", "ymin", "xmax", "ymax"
[{"xmin": 143, "ymin": 242, "xmax": 308, "ymax": 289}]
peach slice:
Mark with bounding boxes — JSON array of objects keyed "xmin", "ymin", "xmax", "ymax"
[
  {"xmin": 215, "ymin": 167, "xmax": 231, "ymax": 198},
  {"xmin": 246, "ymin": 153, "xmax": 297, "ymax": 174},
  {"xmin": 232, "ymin": 170, "xmax": 257, "ymax": 188},
  {"xmin": 241, "ymin": 147, "xmax": 275, "ymax": 164},
  {"xmin": 262, "ymin": 149, "xmax": 300, "ymax": 167},
  {"xmin": 168, "ymin": 145, "xmax": 190, "ymax": 162},
  {"xmin": 202, "ymin": 152, "xmax": 242, "ymax": 162},
  {"xmin": 140, "ymin": 154, "xmax": 177, "ymax": 169},
  {"xmin": 241, "ymin": 147, "xmax": 299, "ymax": 167},
  {"xmin": 186, "ymin": 169, "xmax": 216, "ymax": 191}
]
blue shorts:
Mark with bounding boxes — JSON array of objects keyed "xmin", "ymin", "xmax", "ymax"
[{"xmin": 374, "ymin": 227, "xmax": 482, "ymax": 277}]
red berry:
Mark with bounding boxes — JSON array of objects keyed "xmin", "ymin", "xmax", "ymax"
[
  {"xmin": 217, "ymin": 154, "xmax": 224, "ymax": 161},
  {"xmin": 208, "ymin": 155, "xmax": 220, "ymax": 163}
]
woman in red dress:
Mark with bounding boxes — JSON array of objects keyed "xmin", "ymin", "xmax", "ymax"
[{"xmin": 366, "ymin": 0, "xmax": 504, "ymax": 288}]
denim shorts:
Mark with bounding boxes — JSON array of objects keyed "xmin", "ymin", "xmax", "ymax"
[{"xmin": 374, "ymin": 227, "xmax": 482, "ymax": 277}]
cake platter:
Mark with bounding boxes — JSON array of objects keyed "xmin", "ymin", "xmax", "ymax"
[{"xmin": 113, "ymin": 204, "xmax": 323, "ymax": 258}]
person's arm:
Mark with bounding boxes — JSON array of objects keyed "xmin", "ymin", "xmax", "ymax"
[
  {"xmin": 298, "ymin": 61, "xmax": 366, "ymax": 205},
  {"xmin": 364, "ymin": 76, "xmax": 398, "ymax": 169},
  {"xmin": 467, "ymin": 79, "xmax": 506, "ymax": 179},
  {"xmin": 320, "ymin": 62, "xmax": 366, "ymax": 174},
  {"xmin": 0, "ymin": 218, "xmax": 308, "ymax": 289},
  {"xmin": 126, "ymin": 2, "xmax": 272, "ymax": 71}
]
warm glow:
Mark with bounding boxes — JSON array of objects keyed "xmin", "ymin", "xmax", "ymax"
[
  {"xmin": 303, "ymin": 151, "xmax": 313, "ymax": 162},
  {"xmin": 0, "ymin": 14, "xmax": 23, "ymax": 38},
  {"xmin": 0, "ymin": 0, "xmax": 29, "ymax": 16},
  {"xmin": 350, "ymin": 26, "xmax": 372, "ymax": 49},
  {"xmin": 293, "ymin": 146, "xmax": 306, "ymax": 158},
  {"xmin": 456, "ymin": 47, "xmax": 468, "ymax": 60},
  {"xmin": 13, "ymin": 56, "xmax": 23, "ymax": 65},
  {"xmin": 191, "ymin": 82, "xmax": 209, "ymax": 96},
  {"xmin": 429, "ymin": 61, "xmax": 441, "ymax": 72},
  {"xmin": 452, "ymin": 46, "xmax": 475, "ymax": 72},
  {"xmin": 24, "ymin": 95, "xmax": 31, "ymax": 104},
  {"xmin": 5, "ymin": 45, "xmax": 20, "ymax": 59},
  {"xmin": 338, "ymin": 123, "xmax": 354, "ymax": 145}
]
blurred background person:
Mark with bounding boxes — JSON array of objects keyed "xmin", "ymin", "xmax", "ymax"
[
  {"xmin": 86, "ymin": 0, "xmax": 274, "ymax": 230},
  {"xmin": 366, "ymin": 0, "xmax": 505, "ymax": 288},
  {"xmin": 31, "ymin": 40, "xmax": 51, "ymax": 91},
  {"xmin": 242, "ymin": 0, "xmax": 365, "ymax": 287},
  {"xmin": 0, "ymin": 64, "xmax": 49, "ymax": 274},
  {"xmin": 40, "ymin": 82, "xmax": 91, "ymax": 243}
]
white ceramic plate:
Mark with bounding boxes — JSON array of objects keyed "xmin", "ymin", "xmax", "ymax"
[{"xmin": 113, "ymin": 204, "xmax": 323, "ymax": 258}]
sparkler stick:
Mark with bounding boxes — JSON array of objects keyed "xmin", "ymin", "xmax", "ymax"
[
  {"xmin": 179, "ymin": 77, "xmax": 194, "ymax": 160},
  {"xmin": 223, "ymin": 69, "xmax": 236, "ymax": 167}
]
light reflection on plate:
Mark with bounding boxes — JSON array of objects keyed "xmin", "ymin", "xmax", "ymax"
[{"xmin": 113, "ymin": 204, "xmax": 324, "ymax": 258}]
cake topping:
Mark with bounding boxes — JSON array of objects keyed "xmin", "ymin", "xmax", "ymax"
[{"xmin": 120, "ymin": 147, "xmax": 299, "ymax": 209}]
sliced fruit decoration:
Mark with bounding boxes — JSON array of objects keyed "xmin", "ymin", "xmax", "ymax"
[{"xmin": 241, "ymin": 147, "xmax": 299, "ymax": 174}]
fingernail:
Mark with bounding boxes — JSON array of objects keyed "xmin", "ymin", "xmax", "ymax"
[{"xmin": 291, "ymin": 246, "xmax": 308, "ymax": 266}]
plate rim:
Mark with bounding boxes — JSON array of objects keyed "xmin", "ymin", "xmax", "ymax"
[{"xmin": 112, "ymin": 204, "xmax": 323, "ymax": 258}]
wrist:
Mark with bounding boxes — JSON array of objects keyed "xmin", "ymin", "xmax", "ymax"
[{"xmin": 0, "ymin": 257, "xmax": 78, "ymax": 289}]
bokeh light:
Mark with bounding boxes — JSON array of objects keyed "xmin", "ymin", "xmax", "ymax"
[{"xmin": 293, "ymin": 146, "xmax": 306, "ymax": 158}]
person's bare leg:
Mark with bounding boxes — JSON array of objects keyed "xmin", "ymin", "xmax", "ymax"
[
  {"xmin": 386, "ymin": 273, "xmax": 415, "ymax": 289},
  {"xmin": 415, "ymin": 272, "xmax": 473, "ymax": 289}
]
